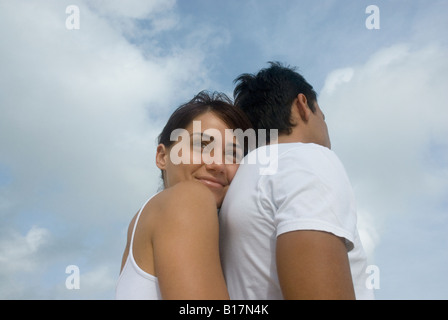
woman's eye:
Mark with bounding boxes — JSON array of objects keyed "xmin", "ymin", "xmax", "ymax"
[
  {"xmin": 193, "ymin": 140, "xmax": 206, "ymax": 147},
  {"xmin": 192, "ymin": 140, "xmax": 213, "ymax": 152},
  {"xmin": 225, "ymin": 149, "xmax": 243, "ymax": 163}
]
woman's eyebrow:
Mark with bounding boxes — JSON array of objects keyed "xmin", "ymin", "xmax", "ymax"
[
  {"xmin": 227, "ymin": 142, "xmax": 243, "ymax": 150},
  {"xmin": 191, "ymin": 132, "xmax": 242, "ymax": 148}
]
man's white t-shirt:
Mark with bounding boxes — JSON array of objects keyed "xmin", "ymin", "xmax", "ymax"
[{"xmin": 219, "ymin": 143, "xmax": 374, "ymax": 300}]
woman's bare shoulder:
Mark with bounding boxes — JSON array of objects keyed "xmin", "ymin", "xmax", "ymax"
[
  {"xmin": 149, "ymin": 181, "xmax": 218, "ymax": 228},
  {"xmin": 153, "ymin": 180, "xmax": 216, "ymax": 210}
]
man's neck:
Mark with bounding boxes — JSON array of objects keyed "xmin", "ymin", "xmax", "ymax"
[{"xmin": 275, "ymin": 133, "xmax": 302, "ymax": 144}]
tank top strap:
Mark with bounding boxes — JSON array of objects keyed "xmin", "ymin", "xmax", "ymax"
[{"xmin": 129, "ymin": 195, "xmax": 156, "ymax": 254}]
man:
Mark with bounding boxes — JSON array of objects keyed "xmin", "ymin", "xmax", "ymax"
[{"xmin": 219, "ymin": 62, "xmax": 374, "ymax": 299}]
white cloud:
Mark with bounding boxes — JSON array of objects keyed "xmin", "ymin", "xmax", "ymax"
[
  {"xmin": 88, "ymin": 0, "xmax": 176, "ymax": 19},
  {"xmin": 0, "ymin": 225, "xmax": 52, "ymax": 298},
  {"xmin": 320, "ymin": 43, "xmax": 448, "ymax": 273},
  {"xmin": 1, "ymin": 0, "xmax": 447, "ymax": 300},
  {"xmin": 80, "ymin": 265, "xmax": 117, "ymax": 298},
  {"xmin": 0, "ymin": 0, "xmax": 226, "ymax": 298},
  {"xmin": 321, "ymin": 68, "xmax": 354, "ymax": 95},
  {"xmin": 0, "ymin": 226, "xmax": 50, "ymax": 274},
  {"xmin": 0, "ymin": 0, "xmax": 215, "ymax": 222}
]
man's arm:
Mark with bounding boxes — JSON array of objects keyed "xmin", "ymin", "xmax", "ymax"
[{"xmin": 276, "ymin": 230, "xmax": 355, "ymax": 300}]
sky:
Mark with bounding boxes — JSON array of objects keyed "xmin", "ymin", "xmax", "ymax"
[{"xmin": 0, "ymin": 0, "xmax": 447, "ymax": 299}]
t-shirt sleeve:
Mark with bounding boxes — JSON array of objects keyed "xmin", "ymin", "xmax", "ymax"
[{"xmin": 259, "ymin": 146, "xmax": 357, "ymax": 251}]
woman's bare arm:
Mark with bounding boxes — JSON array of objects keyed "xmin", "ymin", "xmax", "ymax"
[{"xmin": 152, "ymin": 181, "xmax": 229, "ymax": 300}]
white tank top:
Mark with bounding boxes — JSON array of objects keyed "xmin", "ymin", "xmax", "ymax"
[{"xmin": 115, "ymin": 196, "xmax": 162, "ymax": 300}]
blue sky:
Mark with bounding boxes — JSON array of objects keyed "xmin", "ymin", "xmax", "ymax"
[{"xmin": 0, "ymin": 0, "xmax": 447, "ymax": 299}]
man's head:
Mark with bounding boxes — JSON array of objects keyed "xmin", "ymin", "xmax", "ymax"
[{"xmin": 233, "ymin": 62, "xmax": 331, "ymax": 148}]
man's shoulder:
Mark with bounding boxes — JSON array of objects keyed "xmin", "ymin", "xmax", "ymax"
[
  {"xmin": 276, "ymin": 142, "xmax": 334, "ymax": 158},
  {"xmin": 260, "ymin": 143, "xmax": 351, "ymax": 192}
]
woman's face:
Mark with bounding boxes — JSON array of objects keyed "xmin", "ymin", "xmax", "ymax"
[{"xmin": 156, "ymin": 112, "xmax": 243, "ymax": 207}]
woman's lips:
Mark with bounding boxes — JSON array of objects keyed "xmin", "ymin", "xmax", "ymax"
[{"xmin": 196, "ymin": 177, "xmax": 226, "ymax": 189}]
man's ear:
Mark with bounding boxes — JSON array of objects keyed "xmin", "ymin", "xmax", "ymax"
[
  {"xmin": 294, "ymin": 93, "xmax": 312, "ymax": 122},
  {"xmin": 156, "ymin": 144, "xmax": 168, "ymax": 170}
]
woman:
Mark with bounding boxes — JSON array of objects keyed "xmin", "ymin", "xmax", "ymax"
[{"xmin": 115, "ymin": 91, "xmax": 253, "ymax": 299}]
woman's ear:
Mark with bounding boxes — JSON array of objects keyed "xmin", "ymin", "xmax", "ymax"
[{"xmin": 156, "ymin": 144, "xmax": 168, "ymax": 170}]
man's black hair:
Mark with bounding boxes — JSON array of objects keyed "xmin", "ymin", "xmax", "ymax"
[{"xmin": 233, "ymin": 61, "xmax": 317, "ymax": 143}]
